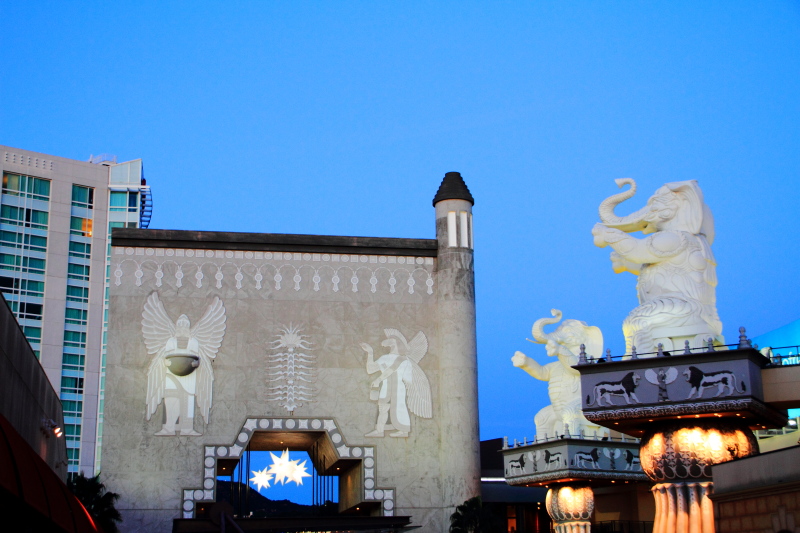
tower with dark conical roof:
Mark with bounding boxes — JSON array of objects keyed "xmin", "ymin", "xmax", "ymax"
[{"xmin": 432, "ymin": 171, "xmax": 480, "ymax": 512}]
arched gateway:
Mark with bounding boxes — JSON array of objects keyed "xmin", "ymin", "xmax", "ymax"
[{"xmin": 102, "ymin": 173, "xmax": 480, "ymax": 532}]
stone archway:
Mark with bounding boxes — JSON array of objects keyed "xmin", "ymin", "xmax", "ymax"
[{"xmin": 181, "ymin": 417, "xmax": 396, "ymax": 519}]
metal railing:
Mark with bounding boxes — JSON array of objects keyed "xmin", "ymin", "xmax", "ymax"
[{"xmin": 503, "ymin": 433, "xmax": 638, "ymax": 450}]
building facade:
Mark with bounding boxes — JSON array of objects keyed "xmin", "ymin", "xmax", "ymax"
[
  {"xmin": 0, "ymin": 145, "xmax": 152, "ymax": 476},
  {"xmin": 102, "ymin": 173, "xmax": 480, "ymax": 532}
]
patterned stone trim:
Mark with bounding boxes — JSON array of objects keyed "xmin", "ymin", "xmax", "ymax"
[
  {"xmin": 584, "ymin": 398, "xmax": 786, "ymax": 426},
  {"xmin": 181, "ymin": 417, "xmax": 396, "ymax": 518},
  {"xmin": 506, "ymin": 469, "xmax": 649, "ymax": 486},
  {"xmin": 112, "ymin": 248, "xmax": 435, "ymax": 296}
]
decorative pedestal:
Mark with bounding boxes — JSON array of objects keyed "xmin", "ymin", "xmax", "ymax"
[
  {"xmin": 639, "ymin": 419, "xmax": 758, "ymax": 533},
  {"xmin": 576, "ymin": 346, "xmax": 778, "ymax": 533},
  {"xmin": 503, "ymin": 436, "xmax": 648, "ymax": 530},
  {"xmin": 651, "ymin": 482, "xmax": 713, "ymax": 533},
  {"xmin": 546, "ymin": 483, "xmax": 594, "ymax": 533}
]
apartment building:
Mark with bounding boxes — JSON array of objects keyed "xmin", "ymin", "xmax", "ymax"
[{"xmin": 0, "ymin": 145, "xmax": 152, "ymax": 476}]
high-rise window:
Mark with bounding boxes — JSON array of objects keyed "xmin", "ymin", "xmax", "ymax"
[
  {"xmin": 1, "ymin": 205, "xmax": 49, "ymax": 229},
  {"xmin": 68, "ymin": 241, "xmax": 91, "ymax": 259},
  {"xmin": 67, "ymin": 263, "xmax": 90, "ymax": 282},
  {"xmin": 2, "ymin": 173, "xmax": 51, "ymax": 201},
  {"xmin": 0, "ymin": 254, "xmax": 46, "ymax": 275},
  {"xmin": 70, "ymin": 216, "xmax": 93, "ymax": 237},
  {"xmin": 0, "ymin": 230, "xmax": 47, "ymax": 252},
  {"xmin": 109, "ymin": 191, "xmax": 139, "ymax": 212},
  {"xmin": 71, "ymin": 185, "xmax": 95, "ymax": 209}
]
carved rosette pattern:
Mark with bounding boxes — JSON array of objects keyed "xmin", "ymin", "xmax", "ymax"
[{"xmin": 639, "ymin": 420, "xmax": 758, "ymax": 482}]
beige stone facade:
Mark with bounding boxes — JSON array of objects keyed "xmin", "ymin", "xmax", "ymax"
[{"xmin": 102, "ymin": 175, "xmax": 480, "ymax": 532}]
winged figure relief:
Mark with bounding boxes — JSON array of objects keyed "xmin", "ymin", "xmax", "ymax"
[
  {"xmin": 360, "ymin": 329, "xmax": 432, "ymax": 438},
  {"xmin": 142, "ymin": 292, "xmax": 227, "ymax": 436}
]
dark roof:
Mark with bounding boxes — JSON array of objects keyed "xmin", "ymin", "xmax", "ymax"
[
  {"xmin": 111, "ymin": 229, "xmax": 437, "ymax": 257},
  {"xmin": 432, "ymin": 172, "xmax": 474, "ymax": 206}
]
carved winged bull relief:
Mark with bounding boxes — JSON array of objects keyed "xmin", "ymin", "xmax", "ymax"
[{"xmin": 142, "ymin": 293, "xmax": 227, "ymax": 436}]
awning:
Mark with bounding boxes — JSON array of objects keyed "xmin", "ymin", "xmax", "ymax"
[{"xmin": 0, "ymin": 412, "xmax": 101, "ymax": 532}]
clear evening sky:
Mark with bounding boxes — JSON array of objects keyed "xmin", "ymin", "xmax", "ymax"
[{"xmin": 3, "ymin": 2, "xmax": 799, "ymax": 448}]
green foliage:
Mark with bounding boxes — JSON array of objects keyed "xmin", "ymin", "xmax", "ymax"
[
  {"xmin": 449, "ymin": 496, "xmax": 502, "ymax": 533},
  {"xmin": 67, "ymin": 472, "xmax": 122, "ymax": 533}
]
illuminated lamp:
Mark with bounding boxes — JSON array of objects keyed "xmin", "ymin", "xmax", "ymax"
[
  {"xmin": 639, "ymin": 420, "xmax": 758, "ymax": 533},
  {"xmin": 545, "ymin": 484, "xmax": 593, "ymax": 533}
]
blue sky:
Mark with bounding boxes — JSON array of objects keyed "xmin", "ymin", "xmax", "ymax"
[{"xmin": 3, "ymin": 2, "xmax": 800, "ymax": 454}]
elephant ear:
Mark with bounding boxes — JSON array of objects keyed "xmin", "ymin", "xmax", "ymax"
[
  {"xmin": 583, "ymin": 326, "xmax": 603, "ymax": 360},
  {"xmin": 664, "ymin": 180, "xmax": 705, "ymax": 236}
]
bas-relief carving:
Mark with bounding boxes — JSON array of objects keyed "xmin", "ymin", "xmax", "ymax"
[
  {"xmin": 361, "ymin": 329, "xmax": 432, "ymax": 438},
  {"xmin": 267, "ymin": 324, "xmax": 316, "ymax": 412},
  {"xmin": 142, "ymin": 292, "xmax": 227, "ymax": 436},
  {"xmin": 112, "ymin": 248, "xmax": 435, "ymax": 296},
  {"xmin": 512, "ymin": 310, "xmax": 608, "ymax": 440},
  {"xmin": 593, "ymin": 178, "xmax": 723, "ymax": 355}
]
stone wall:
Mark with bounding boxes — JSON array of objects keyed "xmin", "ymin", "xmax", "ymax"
[{"xmin": 103, "ymin": 230, "xmax": 479, "ymax": 532}]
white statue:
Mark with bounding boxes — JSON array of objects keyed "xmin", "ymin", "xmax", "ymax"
[
  {"xmin": 511, "ymin": 310, "xmax": 607, "ymax": 440},
  {"xmin": 142, "ymin": 293, "xmax": 227, "ymax": 436},
  {"xmin": 593, "ymin": 178, "xmax": 722, "ymax": 355},
  {"xmin": 360, "ymin": 329, "xmax": 432, "ymax": 438}
]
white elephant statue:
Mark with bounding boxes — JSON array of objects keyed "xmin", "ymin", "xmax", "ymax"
[
  {"xmin": 511, "ymin": 309, "xmax": 607, "ymax": 441},
  {"xmin": 592, "ymin": 178, "xmax": 723, "ymax": 356}
]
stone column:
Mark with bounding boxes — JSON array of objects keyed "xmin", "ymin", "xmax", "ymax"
[
  {"xmin": 546, "ymin": 484, "xmax": 594, "ymax": 533},
  {"xmin": 433, "ymin": 173, "xmax": 480, "ymax": 511},
  {"xmin": 639, "ymin": 420, "xmax": 759, "ymax": 533}
]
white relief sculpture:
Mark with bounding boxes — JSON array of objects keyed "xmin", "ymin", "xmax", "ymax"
[
  {"xmin": 593, "ymin": 178, "xmax": 723, "ymax": 355},
  {"xmin": 142, "ymin": 292, "xmax": 227, "ymax": 436},
  {"xmin": 361, "ymin": 329, "xmax": 432, "ymax": 438},
  {"xmin": 266, "ymin": 324, "xmax": 316, "ymax": 412},
  {"xmin": 512, "ymin": 310, "xmax": 607, "ymax": 441}
]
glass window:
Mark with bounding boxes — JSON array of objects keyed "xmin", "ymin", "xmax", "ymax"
[
  {"xmin": 67, "ymin": 263, "xmax": 90, "ymax": 281},
  {"xmin": 0, "ymin": 205, "xmax": 49, "ymax": 229},
  {"xmin": 66, "ymin": 312, "xmax": 86, "ymax": 327},
  {"xmin": 0, "ymin": 254, "xmax": 46, "ymax": 274},
  {"xmin": 70, "ymin": 216, "xmax": 93, "ymax": 237},
  {"xmin": 1, "ymin": 277, "xmax": 45, "ymax": 297},
  {"xmin": 22, "ymin": 325, "xmax": 42, "ymax": 341},
  {"xmin": 2, "ymin": 173, "xmax": 51, "ymax": 201},
  {"xmin": 62, "ymin": 399, "xmax": 83, "ymax": 417},
  {"xmin": 64, "ymin": 330, "xmax": 87, "ymax": 348},
  {"xmin": 71, "ymin": 185, "xmax": 95, "ymax": 209},
  {"xmin": 16, "ymin": 302, "xmax": 43, "ymax": 320},
  {"xmin": 68, "ymin": 241, "xmax": 91, "ymax": 259},
  {"xmin": 65, "ymin": 307, "xmax": 88, "ymax": 325},
  {"xmin": 110, "ymin": 191, "xmax": 139, "ymax": 212},
  {"xmin": 66, "ymin": 285, "xmax": 89, "ymax": 303}
]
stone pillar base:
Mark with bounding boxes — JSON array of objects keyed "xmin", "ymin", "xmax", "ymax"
[{"xmin": 651, "ymin": 481, "xmax": 714, "ymax": 533}]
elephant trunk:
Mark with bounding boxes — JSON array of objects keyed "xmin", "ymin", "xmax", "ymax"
[
  {"xmin": 531, "ymin": 309, "xmax": 563, "ymax": 343},
  {"xmin": 598, "ymin": 178, "xmax": 650, "ymax": 232}
]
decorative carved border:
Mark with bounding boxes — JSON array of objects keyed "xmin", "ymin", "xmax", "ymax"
[
  {"xmin": 584, "ymin": 398, "xmax": 786, "ymax": 426},
  {"xmin": 112, "ymin": 249, "xmax": 435, "ymax": 296},
  {"xmin": 181, "ymin": 417, "xmax": 396, "ymax": 518},
  {"xmin": 507, "ymin": 469, "xmax": 649, "ymax": 486}
]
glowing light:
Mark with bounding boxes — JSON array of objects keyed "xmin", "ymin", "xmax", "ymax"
[
  {"xmin": 267, "ymin": 449, "xmax": 312, "ymax": 486},
  {"xmin": 249, "ymin": 468, "xmax": 273, "ymax": 492}
]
